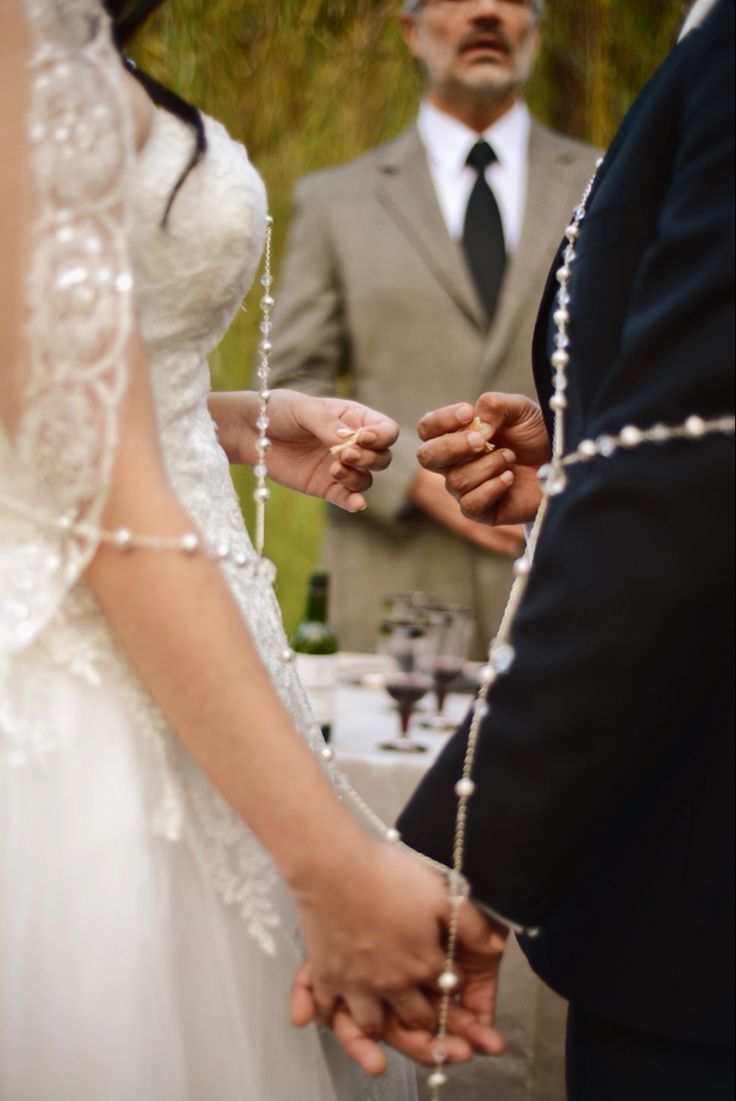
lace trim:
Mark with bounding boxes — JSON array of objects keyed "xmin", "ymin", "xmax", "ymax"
[{"xmin": 0, "ymin": 0, "xmax": 135, "ymax": 653}]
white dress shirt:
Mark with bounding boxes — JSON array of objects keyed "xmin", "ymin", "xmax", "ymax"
[
  {"xmin": 417, "ymin": 99, "xmax": 531, "ymax": 254},
  {"xmin": 679, "ymin": 0, "xmax": 718, "ymax": 38}
]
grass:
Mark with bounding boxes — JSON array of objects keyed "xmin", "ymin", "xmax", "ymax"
[{"xmin": 131, "ymin": 0, "xmax": 684, "ymax": 633}]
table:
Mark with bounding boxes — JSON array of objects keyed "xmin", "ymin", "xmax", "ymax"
[{"xmin": 331, "ymin": 658, "xmax": 567, "ymax": 1101}]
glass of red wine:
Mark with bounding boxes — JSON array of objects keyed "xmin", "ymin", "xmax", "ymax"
[
  {"xmin": 378, "ymin": 617, "xmax": 433, "ymax": 753},
  {"xmin": 420, "ymin": 604, "xmax": 473, "ymax": 731}
]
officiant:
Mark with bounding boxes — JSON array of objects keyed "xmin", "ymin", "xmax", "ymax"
[{"xmin": 268, "ymin": 0, "xmax": 596, "ymax": 657}]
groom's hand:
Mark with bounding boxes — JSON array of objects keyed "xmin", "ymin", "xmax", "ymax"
[{"xmin": 417, "ymin": 393, "xmax": 551, "ymax": 526}]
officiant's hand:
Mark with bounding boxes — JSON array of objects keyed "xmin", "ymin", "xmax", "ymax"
[
  {"xmin": 417, "ymin": 393, "xmax": 551, "ymax": 526},
  {"xmin": 208, "ymin": 389, "xmax": 398, "ymax": 512}
]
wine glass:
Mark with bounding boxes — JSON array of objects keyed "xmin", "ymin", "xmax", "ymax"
[
  {"xmin": 378, "ymin": 617, "xmax": 433, "ymax": 753},
  {"xmin": 420, "ymin": 604, "xmax": 473, "ymax": 731},
  {"xmin": 376, "ymin": 592, "xmax": 431, "ymax": 657}
]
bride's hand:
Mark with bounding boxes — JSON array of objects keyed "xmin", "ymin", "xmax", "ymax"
[
  {"xmin": 288, "ymin": 837, "xmax": 454, "ymax": 1061},
  {"xmin": 208, "ymin": 389, "xmax": 398, "ymax": 512}
]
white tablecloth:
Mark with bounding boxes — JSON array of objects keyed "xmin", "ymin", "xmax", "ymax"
[{"xmin": 331, "ymin": 659, "xmax": 567, "ymax": 1101}]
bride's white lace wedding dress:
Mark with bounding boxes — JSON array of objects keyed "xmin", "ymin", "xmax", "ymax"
[{"xmin": 0, "ymin": 4, "xmax": 416, "ymax": 1099}]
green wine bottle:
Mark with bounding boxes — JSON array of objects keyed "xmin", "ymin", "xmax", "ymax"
[{"xmin": 292, "ymin": 572, "xmax": 338, "ymax": 742}]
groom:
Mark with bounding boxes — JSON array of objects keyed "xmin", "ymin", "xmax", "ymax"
[
  {"xmin": 298, "ymin": 0, "xmax": 734, "ymax": 1095},
  {"xmin": 393, "ymin": 0, "xmax": 734, "ymax": 1096}
]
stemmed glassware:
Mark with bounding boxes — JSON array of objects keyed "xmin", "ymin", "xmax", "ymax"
[
  {"xmin": 378, "ymin": 616, "xmax": 433, "ymax": 753},
  {"xmin": 420, "ymin": 603, "xmax": 473, "ymax": 731}
]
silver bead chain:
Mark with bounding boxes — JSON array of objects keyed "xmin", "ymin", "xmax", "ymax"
[{"xmin": 254, "ymin": 214, "xmax": 275, "ymax": 556}]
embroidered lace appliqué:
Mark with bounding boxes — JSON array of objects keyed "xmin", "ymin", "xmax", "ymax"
[{"xmin": 0, "ymin": 0, "xmax": 134, "ymax": 653}]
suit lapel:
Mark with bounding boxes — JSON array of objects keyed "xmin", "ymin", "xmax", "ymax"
[{"xmin": 375, "ymin": 129, "xmax": 486, "ymax": 330}]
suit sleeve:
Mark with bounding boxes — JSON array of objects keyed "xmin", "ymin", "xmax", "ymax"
[
  {"xmin": 397, "ymin": 9, "xmax": 735, "ymax": 926},
  {"xmin": 268, "ymin": 178, "xmax": 423, "ymax": 526},
  {"xmin": 269, "ymin": 178, "xmax": 349, "ymax": 398}
]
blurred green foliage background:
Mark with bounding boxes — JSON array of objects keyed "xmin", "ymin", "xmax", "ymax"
[{"xmin": 133, "ymin": 0, "xmax": 685, "ymax": 634}]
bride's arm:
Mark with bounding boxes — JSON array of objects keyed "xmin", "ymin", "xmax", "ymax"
[
  {"xmin": 86, "ymin": 340, "xmax": 453, "ymax": 1065},
  {"xmin": 208, "ymin": 388, "xmax": 398, "ymax": 512}
]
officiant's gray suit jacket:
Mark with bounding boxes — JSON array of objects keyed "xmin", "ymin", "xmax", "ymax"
[{"xmin": 269, "ymin": 121, "xmax": 597, "ymax": 654}]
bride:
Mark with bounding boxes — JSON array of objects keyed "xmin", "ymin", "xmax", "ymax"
[{"xmin": 0, "ymin": 1, "xmax": 501, "ymax": 1098}]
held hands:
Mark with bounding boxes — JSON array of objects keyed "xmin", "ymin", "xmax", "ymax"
[
  {"xmin": 208, "ymin": 389, "xmax": 398, "ymax": 513},
  {"xmin": 288, "ymin": 835, "xmax": 507, "ymax": 1076},
  {"xmin": 417, "ymin": 393, "xmax": 551, "ymax": 527}
]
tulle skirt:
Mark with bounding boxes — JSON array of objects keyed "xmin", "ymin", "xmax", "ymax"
[{"xmin": 0, "ymin": 659, "xmax": 416, "ymax": 1101}]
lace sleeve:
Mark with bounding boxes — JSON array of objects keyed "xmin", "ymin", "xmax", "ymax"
[{"xmin": 0, "ymin": 0, "xmax": 136, "ymax": 653}]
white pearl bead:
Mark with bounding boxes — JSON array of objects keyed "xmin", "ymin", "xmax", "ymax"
[
  {"xmin": 565, "ymin": 223, "xmax": 579, "ymax": 241},
  {"xmin": 578, "ymin": 439, "xmax": 597, "ymax": 459},
  {"xmin": 685, "ymin": 415, "xmax": 706, "ymax": 437},
  {"xmin": 553, "ymin": 307, "xmax": 570, "ymax": 326},
  {"xmin": 513, "ymin": 556, "xmax": 531, "ymax": 577},
  {"xmin": 595, "ymin": 435, "xmax": 617, "ymax": 456},
  {"xmin": 455, "ymin": 777, "xmax": 475, "ymax": 799},
  {"xmin": 556, "ymin": 265, "xmax": 571, "ymax": 284},
  {"xmin": 180, "ymin": 533, "xmax": 200, "ymax": 554},
  {"xmin": 428, "ymin": 1070, "xmax": 448, "ymax": 1089},
  {"xmin": 478, "ymin": 664, "xmax": 497, "ymax": 686},
  {"xmin": 281, "ymin": 648, "xmax": 295, "ymax": 664},
  {"xmin": 549, "ymin": 393, "xmax": 568, "ymax": 412},
  {"xmin": 320, "ymin": 745, "xmax": 333, "ymax": 762},
  {"xmin": 491, "ymin": 642, "xmax": 515, "ymax": 672},
  {"xmin": 438, "ymin": 969, "xmax": 459, "ymax": 992},
  {"xmin": 253, "ymin": 486, "xmax": 270, "ymax": 504},
  {"xmin": 619, "ymin": 425, "xmax": 643, "ymax": 448},
  {"xmin": 112, "ymin": 527, "xmax": 133, "ymax": 550},
  {"xmin": 551, "ymin": 349, "xmax": 569, "ymax": 369},
  {"xmin": 385, "ymin": 827, "xmax": 401, "ymax": 843}
]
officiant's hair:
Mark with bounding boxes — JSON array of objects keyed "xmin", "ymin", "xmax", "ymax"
[
  {"xmin": 401, "ymin": 0, "xmax": 544, "ymax": 14},
  {"xmin": 102, "ymin": 0, "xmax": 207, "ymax": 227}
]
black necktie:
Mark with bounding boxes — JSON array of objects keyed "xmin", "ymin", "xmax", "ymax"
[{"xmin": 462, "ymin": 140, "xmax": 506, "ymax": 326}]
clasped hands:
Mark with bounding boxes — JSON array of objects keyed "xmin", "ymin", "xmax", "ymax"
[{"xmin": 288, "ymin": 836, "xmax": 508, "ymax": 1077}]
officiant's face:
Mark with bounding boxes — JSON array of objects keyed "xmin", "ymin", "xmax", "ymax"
[{"xmin": 402, "ymin": 0, "xmax": 539, "ymax": 111}]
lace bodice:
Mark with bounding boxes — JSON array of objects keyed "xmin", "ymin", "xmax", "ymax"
[{"xmin": 129, "ymin": 109, "xmax": 267, "ymax": 401}]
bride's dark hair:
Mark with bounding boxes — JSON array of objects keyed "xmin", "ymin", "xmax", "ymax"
[{"xmin": 102, "ymin": 0, "xmax": 207, "ymax": 225}]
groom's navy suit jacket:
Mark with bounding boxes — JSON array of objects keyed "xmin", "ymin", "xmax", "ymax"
[{"xmin": 398, "ymin": 0, "xmax": 734, "ymax": 1047}]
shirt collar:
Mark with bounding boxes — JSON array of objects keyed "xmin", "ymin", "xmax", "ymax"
[{"xmin": 417, "ymin": 99, "xmax": 530, "ymax": 176}]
